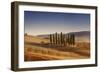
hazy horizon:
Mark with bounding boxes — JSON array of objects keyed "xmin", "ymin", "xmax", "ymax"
[
  {"xmin": 24, "ymin": 11, "xmax": 90, "ymax": 36},
  {"xmin": 25, "ymin": 31, "xmax": 90, "ymax": 37}
]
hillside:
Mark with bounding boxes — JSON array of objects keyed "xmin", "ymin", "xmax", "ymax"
[
  {"xmin": 25, "ymin": 35, "xmax": 49, "ymax": 44},
  {"xmin": 36, "ymin": 31, "xmax": 90, "ymax": 42},
  {"xmin": 24, "ymin": 34, "xmax": 90, "ymax": 61},
  {"xmin": 68, "ymin": 31, "xmax": 90, "ymax": 42}
]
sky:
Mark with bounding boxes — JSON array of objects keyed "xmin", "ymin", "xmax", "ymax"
[{"xmin": 24, "ymin": 11, "xmax": 90, "ymax": 36}]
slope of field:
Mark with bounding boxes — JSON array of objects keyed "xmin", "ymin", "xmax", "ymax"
[
  {"xmin": 25, "ymin": 35, "xmax": 49, "ymax": 43},
  {"xmin": 36, "ymin": 31, "xmax": 90, "ymax": 42},
  {"xmin": 24, "ymin": 35, "xmax": 90, "ymax": 61}
]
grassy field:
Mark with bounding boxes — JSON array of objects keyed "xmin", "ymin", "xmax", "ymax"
[{"xmin": 24, "ymin": 35, "xmax": 90, "ymax": 61}]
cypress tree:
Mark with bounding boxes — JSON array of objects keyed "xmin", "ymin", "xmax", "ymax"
[
  {"xmin": 67, "ymin": 34, "xmax": 69, "ymax": 45},
  {"xmin": 63, "ymin": 34, "xmax": 66, "ymax": 46},
  {"xmin": 73, "ymin": 34, "xmax": 75, "ymax": 45},
  {"xmin": 70, "ymin": 34, "xmax": 72, "ymax": 45},
  {"xmin": 70, "ymin": 34, "xmax": 75, "ymax": 46},
  {"xmin": 50, "ymin": 34, "xmax": 52, "ymax": 45},
  {"xmin": 55, "ymin": 32, "xmax": 57, "ymax": 45},
  {"xmin": 65, "ymin": 34, "xmax": 68, "ymax": 46},
  {"xmin": 53, "ymin": 34, "xmax": 55, "ymax": 45},
  {"xmin": 72, "ymin": 34, "xmax": 74, "ymax": 45},
  {"xmin": 58, "ymin": 34, "xmax": 60, "ymax": 45},
  {"xmin": 61, "ymin": 32, "xmax": 63, "ymax": 46}
]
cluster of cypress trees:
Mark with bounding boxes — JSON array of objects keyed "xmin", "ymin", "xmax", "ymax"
[{"xmin": 50, "ymin": 32, "xmax": 75, "ymax": 46}]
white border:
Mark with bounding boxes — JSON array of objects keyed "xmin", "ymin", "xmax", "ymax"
[{"xmin": 18, "ymin": 5, "xmax": 96, "ymax": 68}]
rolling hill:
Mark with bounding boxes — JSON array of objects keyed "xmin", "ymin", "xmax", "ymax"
[
  {"xmin": 36, "ymin": 31, "xmax": 90, "ymax": 42},
  {"xmin": 24, "ymin": 31, "xmax": 90, "ymax": 61}
]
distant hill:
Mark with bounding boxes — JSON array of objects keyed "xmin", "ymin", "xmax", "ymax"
[
  {"xmin": 67, "ymin": 31, "xmax": 90, "ymax": 37},
  {"xmin": 67, "ymin": 31, "xmax": 90, "ymax": 42},
  {"xmin": 37, "ymin": 34, "xmax": 49, "ymax": 39},
  {"xmin": 36, "ymin": 31, "xmax": 90, "ymax": 42}
]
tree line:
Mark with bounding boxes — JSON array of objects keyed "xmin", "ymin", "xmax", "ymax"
[{"xmin": 50, "ymin": 32, "xmax": 75, "ymax": 46}]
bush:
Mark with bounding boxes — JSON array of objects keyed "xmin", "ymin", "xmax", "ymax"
[{"xmin": 41, "ymin": 41, "xmax": 45, "ymax": 44}]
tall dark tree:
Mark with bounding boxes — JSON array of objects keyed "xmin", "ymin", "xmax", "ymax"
[
  {"xmin": 65, "ymin": 34, "xmax": 68, "ymax": 46},
  {"xmin": 50, "ymin": 34, "xmax": 52, "ymax": 45},
  {"xmin": 63, "ymin": 34, "xmax": 66, "ymax": 46},
  {"xmin": 60, "ymin": 32, "xmax": 63, "ymax": 46},
  {"xmin": 72, "ymin": 34, "xmax": 75, "ymax": 45},
  {"xmin": 53, "ymin": 34, "xmax": 55, "ymax": 45},
  {"xmin": 58, "ymin": 34, "xmax": 60, "ymax": 45},
  {"xmin": 70, "ymin": 34, "xmax": 73, "ymax": 45},
  {"xmin": 69, "ymin": 34, "xmax": 75, "ymax": 46},
  {"xmin": 55, "ymin": 32, "xmax": 58, "ymax": 45},
  {"xmin": 69, "ymin": 34, "xmax": 72, "ymax": 45},
  {"xmin": 67, "ymin": 34, "xmax": 70, "ymax": 45}
]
